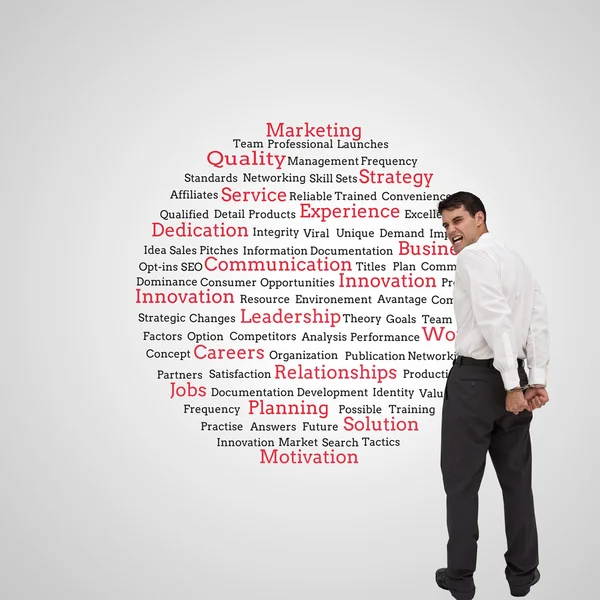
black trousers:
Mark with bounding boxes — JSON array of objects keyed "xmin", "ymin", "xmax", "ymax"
[{"xmin": 441, "ymin": 362, "xmax": 538, "ymax": 594}]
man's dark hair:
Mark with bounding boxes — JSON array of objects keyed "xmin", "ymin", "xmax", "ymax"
[{"xmin": 438, "ymin": 191, "xmax": 486, "ymax": 223}]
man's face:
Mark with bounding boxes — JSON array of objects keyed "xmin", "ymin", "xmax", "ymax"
[{"xmin": 441, "ymin": 206, "xmax": 485, "ymax": 253}]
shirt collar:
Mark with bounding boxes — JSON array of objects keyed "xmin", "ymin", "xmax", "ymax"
[{"xmin": 474, "ymin": 231, "xmax": 493, "ymax": 245}]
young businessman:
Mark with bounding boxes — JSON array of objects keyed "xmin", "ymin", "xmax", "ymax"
[{"xmin": 436, "ymin": 191, "xmax": 549, "ymax": 599}]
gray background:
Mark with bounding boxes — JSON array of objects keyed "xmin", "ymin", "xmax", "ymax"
[{"xmin": 2, "ymin": 1, "xmax": 598, "ymax": 599}]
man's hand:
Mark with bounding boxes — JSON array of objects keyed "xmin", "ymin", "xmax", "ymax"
[
  {"xmin": 524, "ymin": 386, "xmax": 549, "ymax": 411},
  {"xmin": 506, "ymin": 389, "xmax": 529, "ymax": 415}
]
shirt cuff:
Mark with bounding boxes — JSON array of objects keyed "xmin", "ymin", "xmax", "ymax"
[
  {"xmin": 500, "ymin": 370, "xmax": 520, "ymax": 391},
  {"xmin": 528, "ymin": 367, "xmax": 547, "ymax": 387}
]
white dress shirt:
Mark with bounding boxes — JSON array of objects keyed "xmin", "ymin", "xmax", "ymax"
[{"xmin": 453, "ymin": 232, "xmax": 549, "ymax": 390}]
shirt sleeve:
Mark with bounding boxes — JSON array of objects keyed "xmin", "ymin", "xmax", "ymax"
[
  {"xmin": 456, "ymin": 249, "xmax": 520, "ymax": 390},
  {"xmin": 526, "ymin": 280, "xmax": 550, "ymax": 385}
]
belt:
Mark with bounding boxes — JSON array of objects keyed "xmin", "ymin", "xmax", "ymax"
[{"xmin": 453, "ymin": 356, "xmax": 524, "ymax": 368}]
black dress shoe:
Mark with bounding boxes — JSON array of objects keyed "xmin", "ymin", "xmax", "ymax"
[
  {"xmin": 509, "ymin": 568, "xmax": 541, "ymax": 597},
  {"xmin": 435, "ymin": 568, "xmax": 475, "ymax": 600}
]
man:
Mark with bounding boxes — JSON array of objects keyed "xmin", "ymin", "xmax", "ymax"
[{"xmin": 435, "ymin": 192, "xmax": 549, "ymax": 600}]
